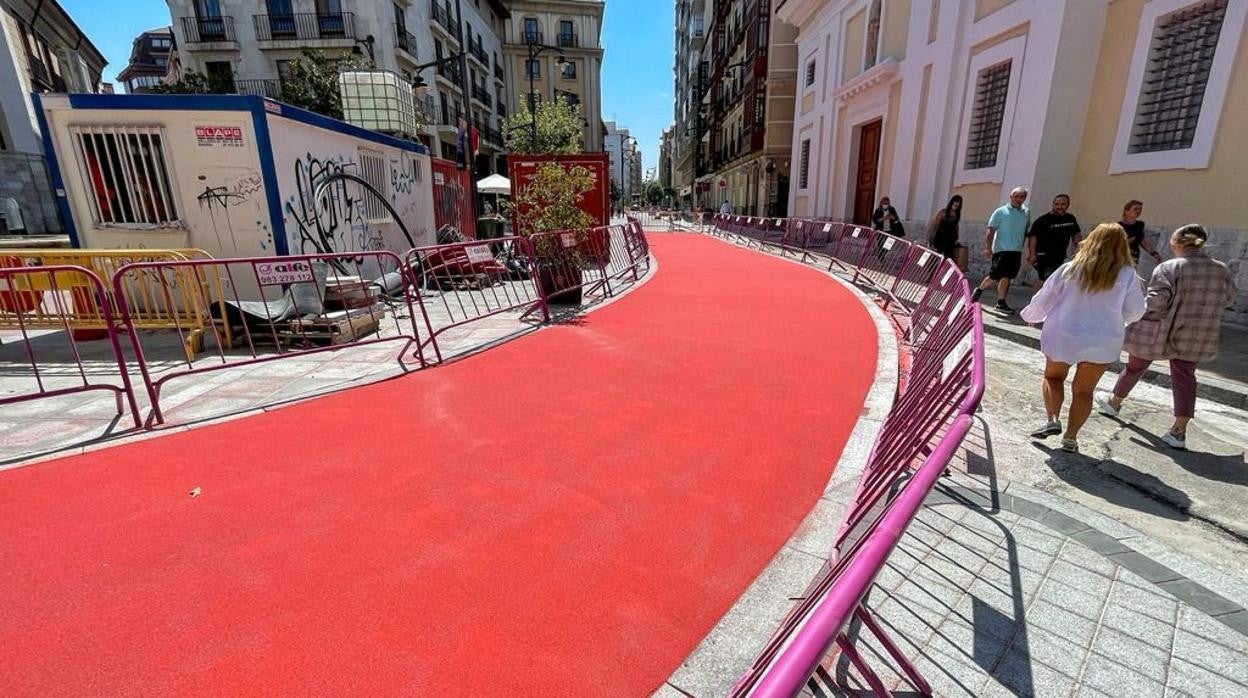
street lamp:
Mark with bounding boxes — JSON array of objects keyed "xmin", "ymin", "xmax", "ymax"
[
  {"xmin": 522, "ymin": 35, "xmax": 571, "ymax": 146},
  {"xmin": 351, "ymin": 35, "xmax": 376, "ymax": 63}
]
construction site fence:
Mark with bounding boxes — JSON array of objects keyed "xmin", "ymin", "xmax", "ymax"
[
  {"xmin": 0, "ymin": 248, "xmax": 224, "ymax": 362},
  {"xmin": 113, "ymin": 250, "xmax": 426, "ymax": 425},
  {"xmin": 701, "ymin": 214, "xmax": 986, "ymax": 698},
  {"xmin": 0, "ymin": 264, "xmax": 142, "ymax": 428},
  {"xmin": 2, "ymin": 224, "xmax": 652, "ymax": 429}
]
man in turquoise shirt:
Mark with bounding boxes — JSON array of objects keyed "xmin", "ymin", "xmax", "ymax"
[{"xmin": 971, "ymin": 186, "xmax": 1031, "ymax": 313}]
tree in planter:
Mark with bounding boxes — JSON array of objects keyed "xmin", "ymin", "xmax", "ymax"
[
  {"xmin": 506, "ymin": 162, "xmax": 598, "ymax": 303},
  {"xmin": 503, "ymin": 98, "xmax": 585, "ymax": 155},
  {"xmin": 279, "ymin": 49, "xmax": 373, "ymax": 120}
]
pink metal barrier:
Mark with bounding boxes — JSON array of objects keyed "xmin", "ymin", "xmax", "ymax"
[
  {"xmin": 0, "ymin": 265, "xmax": 141, "ymax": 427},
  {"xmin": 113, "ymin": 251, "xmax": 426, "ymax": 424},
  {"xmin": 404, "ymin": 236, "xmax": 548, "ymax": 364},
  {"xmin": 403, "ymin": 224, "xmax": 652, "ymax": 362},
  {"xmin": 705, "ymin": 214, "xmax": 986, "ymax": 697}
]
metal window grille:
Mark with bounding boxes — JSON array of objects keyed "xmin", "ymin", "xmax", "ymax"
[
  {"xmin": 805, "ymin": 60, "xmax": 815, "ymax": 87},
  {"xmin": 1129, "ymin": 0, "xmax": 1227, "ymax": 154},
  {"xmin": 799, "ymin": 139, "xmax": 811, "ymax": 189},
  {"xmin": 357, "ymin": 148, "xmax": 390, "ymax": 222},
  {"xmin": 69, "ymin": 125, "xmax": 179, "ymax": 226},
  {"xmin": 964, "ymin": 60, "xmax": 1011, "ymax": 171}
]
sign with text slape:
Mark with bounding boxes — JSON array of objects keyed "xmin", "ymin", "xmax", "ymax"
[
  {"xmin": 195, "ymin": 125, "xmax": 244, "ymax": 148},
  {"xmin": 255, "ymin": 260, "xmax": 316, "ymax": 285}
]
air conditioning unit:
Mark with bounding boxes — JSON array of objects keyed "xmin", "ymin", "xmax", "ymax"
[{"xmin": 57, "ymin": 48, "xmax": 95, "ymax": 93}]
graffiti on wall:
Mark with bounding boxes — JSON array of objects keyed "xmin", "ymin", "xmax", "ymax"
[
  {"xmin": 284, "ymin": 153, "xmax": 366, "ymax": 264},
  {"xmin": 195, "ymin": 169, "xmax": 266, "ymax": 254}
]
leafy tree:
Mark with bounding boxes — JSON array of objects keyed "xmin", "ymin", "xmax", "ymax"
[
  {"xmin": 151, "ymin": 69, "xmax": 219, "ymax": 95},
  {"xmin": 279, "ymin": 49, "xmax": 373, "ymax": 120},
  {"xmin": 643, "ymin": 180, "xmax": 664, "ymax": 205},
  {"xmin": 506, "ymin": 162, "xmax": 596, "ymax": 248},
  {"xmin": 503, "ymin": 98, "xmax": 585, "ymax": 155}
]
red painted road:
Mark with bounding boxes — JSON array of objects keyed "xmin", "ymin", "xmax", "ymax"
[{"xmin": 0, "ymin": 234, "xmax": 876, "ymax": 696}]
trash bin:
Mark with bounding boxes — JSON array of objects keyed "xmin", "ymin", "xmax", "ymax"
[{"xmin": 477, "ymin": 217, "xmax": 502, "ymax": 241}]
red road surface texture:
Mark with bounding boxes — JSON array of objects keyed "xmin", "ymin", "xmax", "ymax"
[{"xmin": 0, "ymin": 234, "xmax": 877, "ymax": 696}]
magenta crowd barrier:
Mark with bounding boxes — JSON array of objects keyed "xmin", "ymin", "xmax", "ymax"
[
  {"xmin": 706, "ymin": 214, "xmax": 986, "ymax": 696},
  {"xmin": 0, "ymin": 264, "xmax": 142, "ymax": 428},
  {"xmin": 112, "ymin": 251, "xmax": 427, "ymax": 425},
  {"xmin": 404, "ymin": 236, "xmax": 549, "ymax": 364}
]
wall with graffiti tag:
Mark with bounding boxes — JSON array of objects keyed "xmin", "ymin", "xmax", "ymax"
[
  {"xmin": 39, "ymin": 95, "xmax": 438, "ymax": 281},
  {"xmin": 267, "ymin": 112, "xmax": 436, "ymax": 272}
]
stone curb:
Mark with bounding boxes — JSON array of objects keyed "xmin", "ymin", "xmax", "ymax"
[{"xmin": 981, "ymin": 318, "xmax": 1248, "ymax": 410}]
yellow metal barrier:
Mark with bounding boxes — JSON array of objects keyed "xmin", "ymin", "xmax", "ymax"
[{"xmin": 0, "ymin": 249, "xmax": 231, "ymax": 361}]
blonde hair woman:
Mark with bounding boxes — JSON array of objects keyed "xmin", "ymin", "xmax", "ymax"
[
  {"xmin": 1098, "ymin": 224, "xmax": 1236, "ymax": 449},
  {"xmin": 1020, "ymin": 223, "xmax": 1146, "ymax": 452}
]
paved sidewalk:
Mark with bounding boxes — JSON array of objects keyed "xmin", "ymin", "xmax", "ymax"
[
  {"xmin": 805, "ymin": 477, "xmax": 1248, "ymax": 697},
  {"xmin": 975, "ymin": 285, "xmax": 1248, "ymax": 410}
]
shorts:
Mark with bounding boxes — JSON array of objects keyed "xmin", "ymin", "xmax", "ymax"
[
  {"xmin": 989, "ymin": 251, "xmax": 1022, "ymax": 280},
  {"xmin": 1034, "ymin": 255, "xmax": 1064, "ymax": 281}
]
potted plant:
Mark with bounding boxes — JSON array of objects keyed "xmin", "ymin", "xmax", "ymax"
[{"xmin": 507, "ymin": 161, "xmax": 597, "ymax": 305}]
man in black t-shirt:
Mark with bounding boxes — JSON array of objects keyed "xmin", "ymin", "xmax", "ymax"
[{"xmin": 1026, "ymin": 194, "xmax": 1082, "ymax": 288}]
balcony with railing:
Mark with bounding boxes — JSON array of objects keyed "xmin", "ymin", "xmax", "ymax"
[
  {"xmin": 396, "ymin": 26, "xmax": 418, "ymax": 59},
  {"xmin": 180, "ymin": 15, "xmax": 237, "ymax": 45},
  {"xmin": 556, "ymin": 32, "xmax": 579, "ymax": 48},
  {"xmin": 481, "ymin": 124, "xmax": 503, "ymax": 147},
  {"xmin": 471, "ymin": 84, "xmax": 492, "ymax": 108},
  {"xmin": 430, "ymin": 1, "xmax": 462, "ymax": 42},
  {"xmin": 253, "ymin": 13, "xmax": 355, "ymax": 42},
  {"xmin": 436, "ymin": 60, "xmax": 462, "ymax": 86},
  {"xmin": 494, "ymin": 61, "xmax": 505, "ymax": 82},
  {"xmin": 234, "ymin": 79, "xmax": 283, "ymax": 99},
  {"xmin": 468, "ymin": 39, "xmax": 489, "ymax": 65},
  {"xmin": 522, "ymin": 30, "xmax": 543, "ymax": 45}
]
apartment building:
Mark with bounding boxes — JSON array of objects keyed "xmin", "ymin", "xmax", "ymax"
[
  {"xmin": 167, "ymin": 0, "xmax": 511, "ymax": 173},
  {"xmin": 659, "ymin": 126, "xmax": 673, "ymax": 190},
  {"xmin": 701, "ymin": 0, "xmax": 798, "ymax": 216},
  {"xmin": 0, "ymin": 0, "xmax": 106, "ymax": 234},
  {"xmin": 501, "ymin": 0, "xmax": 605, "ymax": 151},
  {"xmin": 117, "ymin": 27, "xmax": 174, "ymax": 94},
  {"xmin": 604, "ymin": 120, "xmax": 633, "ymax": 199},
  {"xmin": 671, "ymin": 0, "xmax": 709, "ymax": 206},
  {"xmin": 779, "ymin": 0, "xmax": 1247, "ymax": 320}
]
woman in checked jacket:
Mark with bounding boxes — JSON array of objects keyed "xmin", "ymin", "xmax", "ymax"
[{"xmin": 1097, "ymin": 224, "xmax": 1237, "ymax": 450}]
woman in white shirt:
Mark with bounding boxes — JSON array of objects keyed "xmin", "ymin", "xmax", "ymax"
[{"xmin": 1020, "ymin": 223, "xmax": 1146, "ymax": 452}]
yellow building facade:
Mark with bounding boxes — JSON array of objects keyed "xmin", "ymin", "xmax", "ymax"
[
  {"xmin": 779, "ymin": 0, "xmax": 1247, "ymax": 320},
  {"xmin": 501, "ymin": 0, "xmax": 606, "ymax": 152}
]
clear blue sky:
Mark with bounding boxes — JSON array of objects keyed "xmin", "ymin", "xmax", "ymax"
[
  {"xmin": 62, "ymin": 0, "xmax": 676, "ymax": 173},
  {"xmin": 601, "ymin": 0, "xmax": 675, "ymax": 175}
]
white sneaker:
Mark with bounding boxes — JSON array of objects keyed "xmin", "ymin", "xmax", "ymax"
[
  {"xmin": 1060, "ymin": 438, "xmax": 1079, "ymax": 453},
  {"xmin": 1161, "ymin": 432, "xmax": 1187, "ymax": 450},
  {"xmin": 1095, "ymin": 395, "xmax": 1120, "ymax": 417}
]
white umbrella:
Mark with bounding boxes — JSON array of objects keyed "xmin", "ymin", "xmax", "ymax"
[{"xmin": 476, "ymin": 174, "xmax": 511, "ymax": 195}]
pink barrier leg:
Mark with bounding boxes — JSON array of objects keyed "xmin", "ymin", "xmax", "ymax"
[
  {"xmin": 835, "ymin": 633, "xmax": 894, "ymax": 697},
  {"xmin": 856, "ymin": 605, "xmax": 933, "ymax": 696}
]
